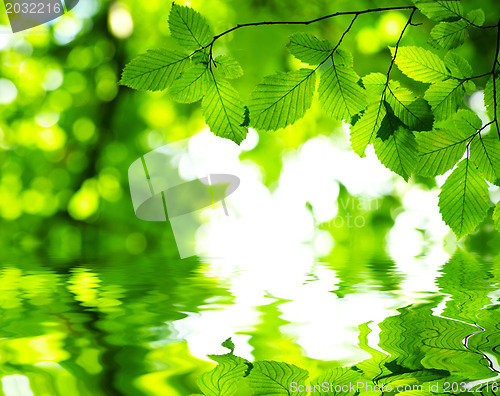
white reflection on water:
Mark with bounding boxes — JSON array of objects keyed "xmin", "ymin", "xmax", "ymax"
[{"xmin": 169, "ymin": 125, "xmax": 453, "ymax": 363}]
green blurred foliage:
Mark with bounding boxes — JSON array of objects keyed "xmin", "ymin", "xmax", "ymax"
[{"xmin": 0, "ymin": 0, "xmax": 499, "ymax": 257}]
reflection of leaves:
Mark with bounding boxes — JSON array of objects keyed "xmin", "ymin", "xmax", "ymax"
[
  {"xmin": 198, "ymin": 338, "xmax": 250, "ymax": 396},
  {"xmin": 377, "ymin": 305, "xmax": 489, "ymax": 380},
  {"xmin": 438, "ymin": 249, "xmax": 493, "ymax": 322},
  {"xmin": 247, "ymin": 361, "xmax": 309, "ymax": 395},
  {"xmin": 310, "ymin": 367, "xmax": 375, "ymax": 396}
]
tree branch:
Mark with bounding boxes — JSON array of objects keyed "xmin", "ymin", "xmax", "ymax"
[
  {"xmin": 332, "ymin": 14, "xmax": 358, "ymax": 54},
  {"xmin": 383, "ymin": 8, "xmax": 416, "ymax": 98},
  {"xmin": 202, "ymin": 6, "xmax": 416, "ymax": 52}
]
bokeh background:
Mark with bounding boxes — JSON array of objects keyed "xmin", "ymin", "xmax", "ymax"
[{"xmin": 1, "ymin": 0, "xmax": 500, "ymax": 395}]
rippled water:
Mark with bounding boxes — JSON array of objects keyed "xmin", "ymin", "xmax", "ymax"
[{"xmin": 0, "ymin": 248, "xmax": 499, "ymax": 395}]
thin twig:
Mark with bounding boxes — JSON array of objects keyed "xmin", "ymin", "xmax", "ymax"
[
  {"xmin": 207, "ymin": 6, "xmax": 416, "ymax": 48},
  {"xmin": 382, "ymin": 8, "xmax": 417, "ymax": 103},
  {"xmin": 332, "ymin": 14, "xmax": 358, "ymax": 54}
]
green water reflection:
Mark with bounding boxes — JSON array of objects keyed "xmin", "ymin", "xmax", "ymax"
[{"xmin": 0, "ymin": 248, "xmax": 498, "ymax": 395}]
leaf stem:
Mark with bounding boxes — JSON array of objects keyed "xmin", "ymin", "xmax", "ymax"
[
  {"xmin": 332, "ymin": 14, "xmax": 358, "ymax": 54},
  {"xmin": 383, "ymin": 8, "xmax": 416, "ymax": 98},
  {"xmin": 379, "ymin": 7, "xmax": 416, "ymax": 121}
]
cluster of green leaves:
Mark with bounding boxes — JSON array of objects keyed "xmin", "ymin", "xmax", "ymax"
[
  {"xmin": 191, "ymin": 337, "xmax": 444, "ymax": 396},
  {"xmin": 121, "ymin": 4, "xmax": 247, "ymax": 144},
  {"xmin": 192, "ymin": 248, "xmax": 500, "ymax": 396},
  {"xmin": 121, "ymin": 1, "xmax": 500, "ymax": 240},
  {"xmin": 388, "ymin": 1, "xmax": 500, "ymax": 240}
]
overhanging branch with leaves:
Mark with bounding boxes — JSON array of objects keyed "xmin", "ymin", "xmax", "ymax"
[{"xmin": 121, "ymin": 0, "xmax": 500, "ymax": 240}]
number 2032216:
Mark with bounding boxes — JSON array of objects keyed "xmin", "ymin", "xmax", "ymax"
[
  {"xmin": 443, "ymin": 382, "xmax": 499, "ymax": 393},
  {"xmin": 5, "ymin": 2, "xmax": 62, "ymax": 14}
]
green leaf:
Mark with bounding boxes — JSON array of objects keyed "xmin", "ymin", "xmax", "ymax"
[
  {"xmin": 287, "ymin": 32, "xmax": 333, "ymax": 65},
  {"xmin": 377, "ymin": 105, "xmax": 405, "ymax": 140},
  {"xmin": 416, "ymin": 110, "xmax": 478, "ymax": 177},
  {"xmin": 465, "ymin": 80, "xmax": 476, "ymax": 96},
  {"xmin": 430, "ymin": 19, "xmax": 468, "ymax": 50},
  {"xmin": 362, "ymin": 72, "xmax": 387, "ymax": 99},
  {"xmin": 413, "ymin": 0, "xmax": 463, "ymax": 22},
  {"xmin": 169, "ymin": 63, "xmax": 209, "ymax": 103},
  {"xmin": 198, "ymin": 339, "xmax": 250, "ymax": 396},
  {"xmin": 438, "ymin": 159, "xmax": 490, "ymax": 239},
  {"xmin": 318, "ymin": 64, "xmax": 367, "ymax": 122},
  {"xmin": 424, "ymin": 79, "xmax": 465, "ymax": 121},
  {"xmin": 246, "ymin": 361, "xmax": 309, "ymax": 395},
  {"xmin": 248, "ymin": 68, "xmax": 316, "ymax": 131},
  {"xmin": 467, "ymin": 9, "xmax": 485, "ymax": 26},
  {"xmin": 416, "ymin": 129, "xmax": 468, "ymax": 177},
  {"xmin": 392, "ymin": 46, "xmax": 451, "ymax": 83},
  {"xmin": 350, "ymin": 102, "xmax": 386, "ymax": 157},
  {"xmin": 120, "ymin": 49, "xmax": 190, "ymax": 92},
  {"xmin": 484, "ymin": 75, "xmax": 500, "ymax": 129},
  {"xmin": 168, "ymin": 4, "xmax": 213, "ymax": 50},
  {"xmin": 213, "ymin": 56, "xmax": 243, "ymax": 79},
  {"xmin": 444, "ymin": 52, "xmax": 473, "ymax": 79},
  {"xmin": 449, "ymin": 108, "xmax": 482, "ymax": 133},
  {"xmin": 494, "ymin": 201, "xmax": 500, "ymax": 232},
  {"xmin": 362, "ymin": 72, "xmax": 432, "ymax": 132},
  {"xmin": 386, "ymin": 86, "xmax": 434, "ymax": 131},
  {"xmin": 202, "ymin": 75, "xmax": 248, "ymax": 144},
  {"xmin": 471, "ymin": 135, "xmax": 500, "ymax": 184},
  {"xmin": 374, "ymin": 127, "xmax": 418, "ymax": 181},
  {"xmin": 310, "ymin": 367, "xmax": 371, "ymax": 396},
  {"xmin": 333, "ymin": 48, "xmax": 354, "ymax": 67},
  {"xmin": 221, "ymin": 338, "xmax": 236, "ymax": 353}
]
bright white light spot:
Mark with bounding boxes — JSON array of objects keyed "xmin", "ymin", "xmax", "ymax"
[
  {"xmin": 70, "ymin": 0, "xmax": 99, "ymax": 18},
  {"xmin": 240, "ymin": 128, "xmax": 259, "ymax": 151},
  {"xmin": 2, "ymin": 375, "xmax": 34, "ymax": 396},
  {"xmin": 161, "ymin": 128, "xmax": 452, "ymax": 362},
  {"xmin": 0, "ymin": 79, "xmax": 17, "ymax": 104},
  {"xmin": 109, "ymin": 3, "xmax": 134, "ymax": 39},
  {"xmin": 35, "ymin": 111, "xmax": 60, "ymax": 128},
  {"xmin": 14, "ymin": 39, "xmax": 33, "ymax": 56},
  {"xmin": 54, "ymin": 15, "xmax": 82, "ymax": 45},
  {"xmin": 469, "ymin": 91, "xmax": 490, "ymax": 131},
  {"xmin": 469, "ymin": 91, "xmax": 486, "ymax": 113},
  {"xmin": 42, "ymin": 69, "xmax": 63, "ymax": 91},
  {"xmin": 0, "ymin": 27, "xmax": 11, "ymax": 50}
]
